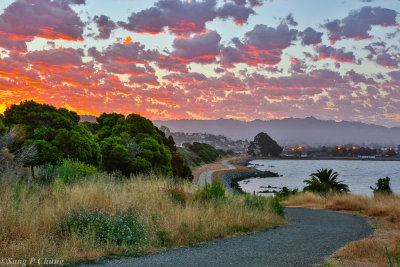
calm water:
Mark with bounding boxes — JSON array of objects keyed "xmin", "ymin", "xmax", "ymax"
[{"xmin": 239, "ymin": 160, "xmax": 400, "ymax": 196}]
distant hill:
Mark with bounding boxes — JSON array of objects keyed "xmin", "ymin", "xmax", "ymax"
[{"xmin": 153, "ymin": 117, "xmax": 400, "ymax": 146}]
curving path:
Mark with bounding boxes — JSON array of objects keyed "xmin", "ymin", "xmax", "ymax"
[
  {"xmin": 89, "ymin": 207, "xmax": 373, "ymax": 267},
  {"xmin": 197, "ymin": 157, "xmax": 237, "ymax": 186}
]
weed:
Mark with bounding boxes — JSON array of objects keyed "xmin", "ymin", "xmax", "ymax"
[
  {"xmin": 156, "ymin": 230, "xmax": 171, "ymax": 247},
  {"xmin": 244, "ymin": 194, "xmax": 267, "ymax": 211},
  {"xmin": 270, "ymin": 197, "xmax": 284, "ymax": 216},
  {"xmin": 164, "ymin": 186, "xmax": 187, "ymax": 205},
  {"xmin": 13, "ymin": 178, "xmax": 24, "ymax": 210},
  {"xmin": 196, "ymin": 180, "xmax": 226, "ymax": 202},
  {"xmin": 58, "ymin": 209, "xmax": 148, "ymax": 248},
  {"xmin": 386, "ymin": 245, "xmax": 400, "ymax": 267}
]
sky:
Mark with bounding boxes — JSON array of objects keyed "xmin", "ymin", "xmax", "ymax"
[{"xmin": 0, "ymin": 0, "xmax": 399, "ymax": 126}]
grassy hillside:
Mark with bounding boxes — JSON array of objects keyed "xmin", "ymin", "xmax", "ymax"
[{"xmin": 0, "ymin": 163, "xmax": 285, "ymax": 264}]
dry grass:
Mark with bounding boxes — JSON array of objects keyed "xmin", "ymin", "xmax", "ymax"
[
  {"xmin": 0, "ymin": 169, "xmax": 285, "ymax": 264},
  {"xmin": 283, "ymin": 192, "xmax": 400, "ymax": 266}
]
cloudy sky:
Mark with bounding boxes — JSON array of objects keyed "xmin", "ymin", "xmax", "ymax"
[{"xmin": 0, "ymin": 0, "xmax": 399, "ymax": 126}]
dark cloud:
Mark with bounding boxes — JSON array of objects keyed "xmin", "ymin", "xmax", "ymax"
[
  {"xmin": 93, "ymin": 15, "xmax": 117, "ymax": 39},
  {"xmin": 89, "ymin": 42, "xmax": 157, "ymax": 64},
  {"xmin": 0, "ymin": 0, "xmax": 86, "ymax": 51},
  {"xmin": 299, "ymin": 27, "xmax": 323, "ymax": 45},
  {"xmin": 324, "ymin": 6, "xmax": 398, "ymax": 44},
  {"xmin": 376, "ymin": 53, "xmax": 399, "ymax": 69},
  {"xmin": 130, "ymin": 74, "xmax": 159, "ymax": 86},
  {"xmin": 119, "ymin": 0, "xmax": 256, "ymax": 37},
  {"xmin": 118, "ymin": 0, "xmax": 218, "ymax": 37},
  {"xmin": 162, "ymin": 72, "xmax": 207, "ymax": 84},
  {"xmin": 217, "ymin": 3, "xmax": 255, "ymax": 25},
  {"xmin": 24, "ymin": 48, "xmax": 84, "ymax": 66},
  {"xmin": 346, "ymin": 70, "xmax": 376, "ymax": 84},
  {"xmin": 284, "ymin": 13, "xmax": 298, "ymax": 27},
  {"xmin": 221, "ymin": 23, "xmax": 297, "ymax": 67},
  {"xmin": 171, "ymin": 31, "xmax": 221, "ymax": 64},
  {"xmin": 314, "ymin": 45, "xmax": 356, "ymax": 63}
]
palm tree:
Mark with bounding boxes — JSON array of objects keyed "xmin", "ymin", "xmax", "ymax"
[{"xmin": 303, "ymin": 168, "xmax": 349, "ymax": 194}]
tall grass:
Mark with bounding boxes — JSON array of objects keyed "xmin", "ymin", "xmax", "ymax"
[
  {"xmin": 283, "ymin": 192, "xmax": 400, "ymax": 267},
  {"xmin": 0, "ymin": 164, "xmax": 285, "ymax": 264}
]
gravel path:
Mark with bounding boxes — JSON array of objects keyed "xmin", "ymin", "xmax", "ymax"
[
  {"xmin": 87, "ymin": 207, "xmax": 372, "ymax": 267},
  {"xmin": 197, "ymin": 157, "xmax": 237, "ymax": 186}
]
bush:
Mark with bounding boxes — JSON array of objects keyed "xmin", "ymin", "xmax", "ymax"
[
  {"xmin": 244, "ymin": 194, "xmax": 267, "ymax": 211},
  {"xmin": 196, "ymin": 181, "xmax": 226, "ymax": 202},
  {"xmin": 275, "ymin": 187, "xmax": 298, "ymax": 200},
  {"xmin": 371, "ymin": 177, "xmax": 392, "ymax": 194},
  {"xmin": 58, "ymin": 209, "xmax": 148, "ymax": 247},
  {"xmin": 164, "ymin": 186, "xmax": 188, "ymax": 205},
  {"xmin": 37, "ymin": 159, "xmax": 97, "ymax": 184},
  {"xmin": 270, "ymin": 197, "xmax": 284, "ymax": 216}
]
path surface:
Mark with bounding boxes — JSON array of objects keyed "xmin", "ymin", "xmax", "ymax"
[
  {"xmin": 88, "ymin": 207, "xmax": 372, "ymax": 267},
  {"xmin": 197, "ymin": 157, "xmax": 237, "ymax": 186}
]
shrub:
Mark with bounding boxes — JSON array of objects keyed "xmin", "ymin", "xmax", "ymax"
[
  {"xmin": 371, "ymin": 177, "xmax": 392, "ymax": 194},
  {"xmin": 36, "ymin": 159, "xmax": 97, "ymax": 184},
  {"xmin": 58, "ymin": 209, "xmax": 148, "ymax": 248},
  {"xmin": 275, "ymin": 187, "xmax": 298, "ymax": 200},
  {"xmin": 270, "ymin": 197, "xmax": 284, "ymax": 216},
  {"xmin": 164, "ymin": 186, "xmax": 188, "ymax": 205},
  {"xmin": 244, "ymin": 194, "xmax": 267, "ymax": 211},
  {"xmin": 196, "ymin": 181, "xmax": 226, "ymax": 202}
]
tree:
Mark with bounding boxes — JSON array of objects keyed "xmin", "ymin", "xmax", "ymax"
[
  {"xmin": 247, "ymin": 132, "xmax": 282, "ymax": 157},
  {"xmin": 22, "ymin": 140, "xmax": 61, "ymax": 178},
  {"xmin": 100, "ymin": 136, "xmax": 131, "ymax": 175},
  {"xmin": 303, "ymin": 168, "xmax": 349, "ymax": 194},
  {"xmin": 3, "ymin": 101, "xmax": 100, "ymax": 168},
  {"xmin": 95, "ymin": 112, "xmax": 191, "ymax": 178}
]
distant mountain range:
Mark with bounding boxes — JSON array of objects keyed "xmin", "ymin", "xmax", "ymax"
[{"xmin": 152, "ymin": 117, "xmax": 400, "ymax": 146}]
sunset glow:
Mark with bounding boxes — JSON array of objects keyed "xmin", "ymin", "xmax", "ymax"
[{"xmin": 0, "ymin": 0, "xmax": 399, "ymax": 125}]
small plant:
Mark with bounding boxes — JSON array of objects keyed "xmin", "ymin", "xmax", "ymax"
[
  {"xmin": 244, "ymin": 194, "xmax": 267, "ymax": 211},
  {"xmin": 36, "ymin": 159, "xmax": 98, "ymax": 184},
  {"xmin": 156, "ymin": 230, "xmax": 171, "ymax": 247},
  {"xmin": 275, "ymin": 187, "xmax": 298, "ymax": 199},
  {"xmin": 196, "ymin": 180, "xmax": 226, "ymax": 202},
  {"xmin": 58, "ymin": 209, "xmax": 148, "ymax": 248},
  {"xmin": 270, "ymin": 197, "xmax": 284, "ymax": 216},
  {"xmin": 386, "ymin": 245, "xmax": 400, "ymax": 267},
  {"xmin": 371, "ymin": 177, "xmax": 392, "ymax": 194},
  {"xmin": 164, "ymin": 186, "xmax": 188, "ymax": 205}
]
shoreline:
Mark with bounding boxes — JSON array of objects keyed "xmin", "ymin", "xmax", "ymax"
[{"xmin": 248, "ymin": 156, "xmax": 400, "ymax": 162}]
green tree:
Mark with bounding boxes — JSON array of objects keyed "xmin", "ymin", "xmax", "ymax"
[
  {"xmin": 247, "ymin": 132, "xmax": 282, "ymax": 157},
  {"xmin": 303, "ymin": 168, "xmax": 349, "ymax": 194},
  {"xmin": 22, "ymin": 140, "xmax": 61, "ymax": 178},
  {"xmin": 53, "ymin": 125, "xmax": 101, "ymax": 166},
  {"xmin": 3, "ymin": 101, "xmax": 100, "ymax": 169},
  {"xmin": 95, "ymin": 112, "xmax": 191, "ymax": 178},
  {"xmin": 100, "ymin": 136, "xmax": 131, "ymax": 175}
]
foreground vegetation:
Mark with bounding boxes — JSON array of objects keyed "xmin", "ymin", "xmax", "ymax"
[
  {"xmin": 283, "ymin": 192, "xmax": 400, "ymax": 266},
  {"xmin": 0, "ymin": 164, "xmax": 285, "ymax": 264}
]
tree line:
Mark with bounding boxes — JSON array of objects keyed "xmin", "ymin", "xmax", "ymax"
[{"xmin": 0, "ymin": 101, "xmax": 192, "ymax": 180}]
